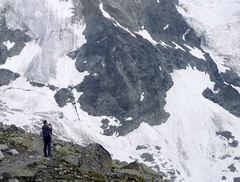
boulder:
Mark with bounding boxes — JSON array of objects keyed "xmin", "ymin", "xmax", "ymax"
[
  {"xmin": 0, "ymin": 150, "xmax": 5, "ymax": 160},
  {"xmin": 8, "ymin": 179, "xmax": 19, "ymax": 182},
  {"xmin": 13, "ymin": 137, "xmax": 24, "ymax": 144},
  {"xmin": 80, "ymin": 143, "xmax": 112, "ymax": 174},
  {"xmin": 12, "ymin": 137, "xmax": 32, "ymax": 149},
  {"xmin": 8, "ymin": 149, "xmax": 19, "ymax": 156},
  {"xmin": 0, "ymin": 144, "xmax": 9, "ymax": 151},
  {"xmin": 55, "ymin": 145, "xmax": 63, "ymax": 151}
]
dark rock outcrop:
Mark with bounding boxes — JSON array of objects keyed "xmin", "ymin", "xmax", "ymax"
[
  {"xmin": 80, "ymin": 143, "xmax": 112, "ymax": 174},
  {"xmin": 0, "ymin": 69, "xmax": 20, "ymax": 87},
  {"xmin": 234, "ymin": 177, "xmax": 240, "ymax": 182},
  {"xmin": 70, "ymin": 0, "xmax": 240, "ymax": 136},
  {"xmin": 54, "ymin": 88, "xmax": 75, "ymax": 108},
  {"xmin": 203, "ymin": 86, "xmax": 240, "ymax": 117}
]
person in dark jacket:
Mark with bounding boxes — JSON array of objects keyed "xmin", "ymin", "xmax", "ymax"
[{"xmin": 42, "ymin": 120, "xmax": 52, "ymax": 157}]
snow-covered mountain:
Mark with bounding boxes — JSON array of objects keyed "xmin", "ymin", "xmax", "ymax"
[{"xmin": 0, "ymin": 0, "xmax": 240, "ymax": 181}]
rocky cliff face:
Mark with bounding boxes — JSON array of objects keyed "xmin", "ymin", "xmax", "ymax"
[{"xmin": 71, "ymin": 0, "xmax": 240, "ymax": 135}]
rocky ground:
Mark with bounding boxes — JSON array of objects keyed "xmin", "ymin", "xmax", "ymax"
[{"xmin": 0, "ymin": 122, "xmax": 169, "ymax": 182}]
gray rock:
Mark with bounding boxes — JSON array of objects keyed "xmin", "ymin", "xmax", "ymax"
[
  {"xmin": 0, "ymin": 69, "xmax": 20, "ymax": 87},
  {"xmin": 0, "ymin": 150, "xmax": 5, "ymax": 160},
  {"xmin": 8, "ymin": 149, "xmax": 19, "ymax": 156},
  {"xmin": 63, "ymin": 155, "xmax": 79, "ymax": 166},
  {"xmin": 55, "ymin": 145, "xmax": 62, "ymax": 151},
  {"xmin": 54, "ymin": 88, "xmax": 74, "ymax": 108},
  {"xmin": 80, "ymin": 143, "xmax": 112, "ymax": 174},
  {"xmin": 121, "ymin": 161, "xmax": 163, "ymax": 179},
  {"xmin": 228, "ymin": 164, "xmax": 236, "ymax": 172},
  {"xmin": 234, "ymin": 177, "xmax": 240, "ymax": 182},
  {"xmin": 8, "ymin": 179, "xmax": 19, "ymax": 182},
  {"xmin": 0, "ymin": 144, "xmax": 9, "ymax": 151},
  {"xmin": 13, "ymin": 137, "xmax": 24, "ymax": 144},
  {"xmin": 140, "ymin": 153, "xmax": 155, "ymax": 162}
]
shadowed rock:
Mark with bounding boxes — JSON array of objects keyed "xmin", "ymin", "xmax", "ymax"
[
  {"xmin": 0, "ymin": 69, "xmax": 20, "ymax": 87},
  {"xmin": 54, "ymin": 88, "xmax": 75, "ymax": 108}
]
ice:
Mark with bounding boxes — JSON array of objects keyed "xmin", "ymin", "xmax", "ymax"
[
  {"xmin": 177, "ymin": 0, "xmax": 240, "ymax": 75},
  {"xmin": 201, "ymin": 47, "xmax": 230, "ymax": 73},
  {"xmin": 0, "ymin": 41, "xmax": 41, "ymax": 74},
  {"xmin": 3, "ymin": 0, "xmax": 86, "ymax": 83}
]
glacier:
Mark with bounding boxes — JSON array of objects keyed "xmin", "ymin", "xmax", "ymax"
[
  {"xmin": 177, "ymin": 0, "xmax": 240, "ymax": 75},
  {"xmin": 0, "ymin": 0, "xmax": 240, "ymax": 182}
]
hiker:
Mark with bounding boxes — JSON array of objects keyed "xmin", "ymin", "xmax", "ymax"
[{"xmin": 42, "ymin": 120, "xmax": 52, "ymax": 157}]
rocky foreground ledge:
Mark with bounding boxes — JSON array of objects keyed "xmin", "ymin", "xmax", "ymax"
[{"xmin": 0, "ymin": 122, "xmax": 170, "ymax": 182}]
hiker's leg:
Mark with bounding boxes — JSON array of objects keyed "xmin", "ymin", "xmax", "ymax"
[
  {"xmin": 43, "ymin": 139, "xmax": 48, "ymax": 156},
  {"xmin": 47, "ymin": 140, "xmax": 51, "ymax": 156}
]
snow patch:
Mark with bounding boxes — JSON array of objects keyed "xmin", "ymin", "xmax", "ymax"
[
  {"xmin": 136, "ymin": 29, "xmax": 158, "ymax": 46},
  {"xmin": 182, "ymin": 28, "xmax": 190, "ymax": 41},
  {"xmin": 164, "ymin": 24, "xmax": 169, "ymax": 30},
  {"xmin": 172, "ymin": 42, "xmax": 185, "ymax": 52},
  {"xmin": 125, "ymin": 117, "xmax": 133, "ymax": 121},
  {"xmin": 159, "ymin": 41, "xmax": 172, "ymax": 48},
  {"xmin": 3, "ymin": 40, "xmax": 15, "ymax": 50},
  {"xmin": 48, "ymin": 55, "xmax": 89, "ymax": 88},
  {"xmin": 184, "ymin": 44, "xmax": 206, "ymax": 60},
  {"xmin": 99, "ymin": 2, "xmax": 112, "ymax": 20},
  {"xmin": 140, "ymin": 92, "xmax": 144, "ymax": 101}
]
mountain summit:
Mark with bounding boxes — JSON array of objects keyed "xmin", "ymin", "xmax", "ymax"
[{"xmin": 0, "ymin": 0, "xmax": 240, "ymax": 181}]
